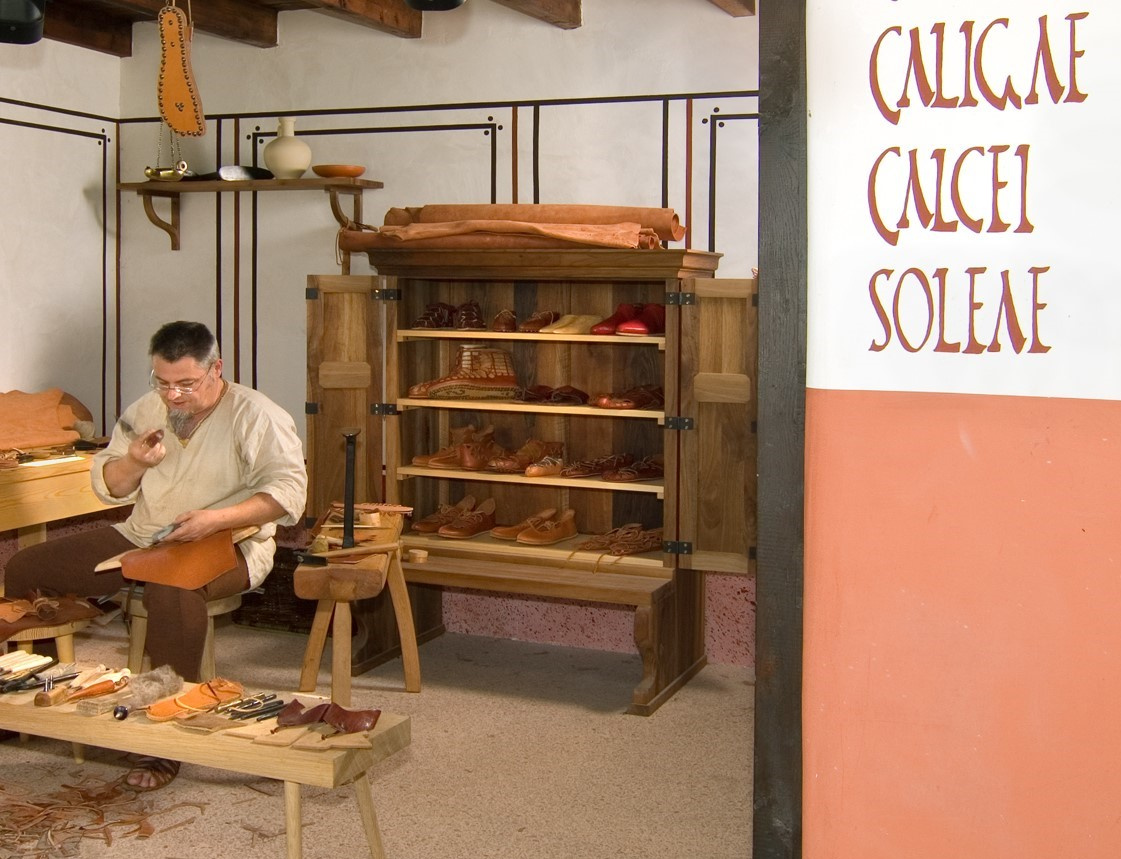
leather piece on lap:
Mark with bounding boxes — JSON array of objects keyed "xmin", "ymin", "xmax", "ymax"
[{"xmin": 120, "ymin": 529, "xmax": 237, "ymax": 590}]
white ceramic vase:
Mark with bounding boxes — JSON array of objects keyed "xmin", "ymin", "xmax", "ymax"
[{"xmin": 263, "ymin": 117, "xmax": 311, "ymax": 179}]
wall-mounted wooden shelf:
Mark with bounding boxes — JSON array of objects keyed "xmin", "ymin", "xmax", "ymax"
[{"xmin": 117, "ymin": 176, "xmax": 383, "ymax": 250}]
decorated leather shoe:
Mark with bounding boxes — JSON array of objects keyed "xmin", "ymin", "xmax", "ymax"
[
  {"xmin": 591, "ymin": 303, "xmax": 642, "ymax": 335},
  {"xmin": 616, "ymin": 303, "xmax": 665, "ymax": 336},
  {"xmin": 438, "ymin": 498, "xmax": 497, "ymax": 539},
  {"xmin": 408, "ymin": 345, "xmax": 519, "ymax": 400}
]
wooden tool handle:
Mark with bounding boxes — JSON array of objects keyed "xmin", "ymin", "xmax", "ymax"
[{"xmin": 34, "ymin": 686, "xmax": 70, "ymax": 707}]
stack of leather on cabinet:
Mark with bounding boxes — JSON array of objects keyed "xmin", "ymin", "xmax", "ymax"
[
  {"xmin": 0, "ymin": 388, "xmax": 93, "ymax": 460},
  {"xmin": 337, "ymin": 203, "xmax": 685, "ymax": 252}
]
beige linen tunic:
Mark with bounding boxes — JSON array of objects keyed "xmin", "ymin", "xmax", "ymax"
[{"xmin": 91, "ymin": 382, "xmax": 307, "ymax": 588}]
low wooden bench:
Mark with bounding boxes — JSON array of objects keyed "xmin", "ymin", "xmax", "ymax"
[
  {"xmin": 375, "ymin": 535, "xmax": 707, "ymax": 716},
  {"xmin": 0, "ymin": 689, "xmax": 410, "ymax": 859}
]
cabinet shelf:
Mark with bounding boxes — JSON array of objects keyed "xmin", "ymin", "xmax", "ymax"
[
  {"xmin": 397, "ymin": 330, "xmax": 665, "ymax": 349},
  {"xmin": 395, "ymin": 398, "xmax": 665, "ymax": 421},
  {"xmin": 397, "ymin": 465, "xmax": 665, "ymax": 498},
  {"xmin": 118, "ymin": 176, "xmax": 383, "ymax": 250},
  {"xmin": 400, "ymin": 531, "xmax": 666, "ymax": 573}
]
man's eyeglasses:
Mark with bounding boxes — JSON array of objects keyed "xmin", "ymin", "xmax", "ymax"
[{"xmin": 149, "ymin": 366, "xmax": 212, "ymax": 396}]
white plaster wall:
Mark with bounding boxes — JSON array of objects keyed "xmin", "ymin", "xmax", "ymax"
[{"xmin": 0, "ymin": 38, "xmax": 120, "ymax": 422}]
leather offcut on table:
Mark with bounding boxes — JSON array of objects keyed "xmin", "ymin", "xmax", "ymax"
[{"xmin": 340, "ymin": 220, "xmax": 661, "ymax": 252}]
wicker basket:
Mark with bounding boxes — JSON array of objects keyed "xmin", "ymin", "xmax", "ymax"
[{"xmin": 232, "ymin": 547, "xmax": 318, "ymax": 635}]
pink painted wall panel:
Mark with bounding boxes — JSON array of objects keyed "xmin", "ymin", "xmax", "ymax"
[{"xmin": 804, "ymin": 387, "xmax": 1121, "ymax": 859}]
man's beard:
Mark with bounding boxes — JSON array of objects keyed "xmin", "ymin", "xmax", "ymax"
[{"xmin": 167, "ymin": 408, "xmax": 193, "ymax": 438}]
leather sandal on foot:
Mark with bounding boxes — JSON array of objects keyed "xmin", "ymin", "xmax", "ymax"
[{"xmin": 125, "ymin": 756, "xmax": 181, "ymax": 792}]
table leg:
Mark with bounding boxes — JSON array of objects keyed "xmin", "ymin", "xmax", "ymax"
[
  {"xmin": 332, "ymin": 601, "xmax": 352, "ymax": 706},
  {"xmin": 386, "ymin": 553, "xmax": 421, "ymax": 693},
  {"xmin": 299, "ymin": 600, "xmax": 334, "ymax": 692},
  {"xmin": 354, "ymin": 771, "xmax": 387, "ymax": 859},
  {"xmin": 16, "ymin": 524, "xmax": 46, "ymax": 549},
  {"xmin": 285, "ymin": 780, "xmax": 302, "ymax": 859}
]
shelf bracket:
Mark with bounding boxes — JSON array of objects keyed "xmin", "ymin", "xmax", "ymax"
[
  {"xmin": 138, "ymin": 191, "xmax": 181, "ymax": 250},
  {"xmin": 326, "ymin": 187, "xmax": 365, "ymax": 229}
]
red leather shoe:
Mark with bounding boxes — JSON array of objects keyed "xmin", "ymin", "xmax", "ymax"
[
  {"xmin": 616, "ymin": 303, "xmax": 665, "ymax": 336},
  {"xmin": 590, "ymin": 303, "xmax": 642, "ymax": 335}
]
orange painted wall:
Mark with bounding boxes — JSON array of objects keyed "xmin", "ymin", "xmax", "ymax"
[{"xmin": 803, "ymin": 386, "xmax": 1121, "ymax": 858}]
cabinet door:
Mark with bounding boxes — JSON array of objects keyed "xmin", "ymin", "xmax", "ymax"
[
  {"xmin": 672, "ymin": 276, "xmax": 758, "ymax": 574},
  {"xmin": 306, "ymin": 274, "xmax": 388, "ymax": 518}
]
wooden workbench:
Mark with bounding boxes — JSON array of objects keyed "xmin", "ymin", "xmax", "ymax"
[
  {"xmin": 0, "ymin": 690, "xmax": 410, "ymax": 858},
  {"xmin": 0, "ymin": 454, "xmax": 116, "ymax": 548}
]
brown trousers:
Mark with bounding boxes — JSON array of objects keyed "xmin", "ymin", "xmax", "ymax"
[{"xmin": 3, "ymin": 527, "xmax": 249, "ymax": 682}]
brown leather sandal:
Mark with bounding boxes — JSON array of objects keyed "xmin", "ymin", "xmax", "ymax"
[{"xmin": 125, "ymin": 756, "xmax": 181, "ymax": 792}]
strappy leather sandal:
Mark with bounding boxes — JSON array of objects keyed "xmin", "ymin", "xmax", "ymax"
[{"xmin": 146, "ymin": 677, "xmax": 244, "ymax": 722}]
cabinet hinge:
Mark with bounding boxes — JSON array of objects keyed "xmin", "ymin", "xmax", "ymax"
[
  {"xmin": 305, "ymin": 402, "xmax": 319, "ymax": 414},
  {"xmin": 370, "ymin": 402, "xmax": 399, "ymax": 416},
  {"xmin": 663, "ymin": 540, "xmax": 693, "ymax": 555},
  {"xmin": 306, "ymin": 287, "xmax": 319, "ymax": 300},
  {"xmin": 372, "ymin": 288, "xmax": 401, "ymax": 301},
  {"xmin": 666, "ymin": 291, "xmax": 696, "ymax": 306},
  {"xmin": 663, "ymin": 416, "xmax": 695, "ymax": 430}
]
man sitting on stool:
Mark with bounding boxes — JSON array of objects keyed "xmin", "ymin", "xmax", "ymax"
[{"xmin": 4, "ymin": 321, "xmax": 307, "ymax": 790}]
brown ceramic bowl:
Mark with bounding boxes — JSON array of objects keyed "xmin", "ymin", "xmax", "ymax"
[{"xmin": 311, "ymin": 164, "xmax": 366, "ymax": 178}]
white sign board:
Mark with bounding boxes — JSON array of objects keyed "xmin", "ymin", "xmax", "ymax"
[{"xmin": 807, "ymin": 3, "xmax": 1120, "ymax": 399}]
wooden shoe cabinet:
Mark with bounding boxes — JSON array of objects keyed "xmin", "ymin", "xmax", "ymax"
[{"xmin": 306, "ymin": 248, "xmax": 756, "ymax": 714}]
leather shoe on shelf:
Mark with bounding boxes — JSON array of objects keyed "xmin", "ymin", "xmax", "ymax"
[
  {"xmin": 539, "ymin": 313, "xmax": 577, "ymax": 333},
  {"xmin": 411, "ymin": 302, "xmax": 456, "ymax": 329},
  {"xmin": 438, "ymin": 498, "xmax": 497, "ymax": 539},
  {"xmin": 491, "ymin": 309, "xmax": 517, "ymax": 332},
  {"xmin": 518, "ymin": 310, "xmax": 561, "ymax": 333},
  {"xmin": 616, "ymin": 303, "xmax": 666, "ymax": 336},
  {"xmin": 602, "ymin": 454, "xmax": 664, "ymax": 482},
  {"xmin": 412, "ymin": 424, "xmax": 489, "ymax": 466},
  {"xmin": 596, "ymin": 384, "xmax": 664, "ymax": 410},
  {"xmin": 515, "ymin": 384, "xmax": 555, "ymax": 403},
  {"xmin": 547, "ymin": 386, "xmax": 589, "ymax": 405},
  {"xmin": 576, "ymin": 523, "xmax": 644, "ymax": 551},
  {"xmin": 524, "ymin": 454, "xmax": 564, "ymax": 477},
  {"xmin": 429, "ymin": 438, "xmax": 508, "ymax": 471},
  {"xmin": 490, "ymin": 507, "xmax": 558, "ymax": 540},
  {"xmin": 453, "ymin": 300, "xmax": 487, "ymax": 330},
  {"xmin": 516, "ymin": 508, "xmax": 578, "ymax": 545},
  {"xmin": 487, "ymin": 440, "xmax": 563, "ymax": 473},
  {"xmin": 590, "ymin": 303, "xmax": 642, "ymax": 335},
  {"xmin": 412, "ymin": 495, "xmax": 477, "ymax": 532},
  {"xmin": 560, "ymin": 452, "xmax": 634, "ymax": 478}
]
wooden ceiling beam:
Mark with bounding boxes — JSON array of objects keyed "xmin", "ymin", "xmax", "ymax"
[
  {"xmin": 86, "ymin": 0, "xmax": 280, "ymax": 48},
  {"xmin": 489, "ymin": 0, "xmax": 581, "ymax": 30},
  {"xmin": 44, "ymin": 1, "xmax": 135, "ymax": 57},
  {"xmin": 303, "ymin": 0, "xmax": 422, "ymax": 38},
  {"xmin": 705, "ymin": 0, "xmax": 755, "ymax": 16}
]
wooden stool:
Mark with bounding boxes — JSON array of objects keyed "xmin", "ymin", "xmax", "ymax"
[
  {"xmin": 8, "ymin": 617, "xmax": 91, "ymax": 663},
  {"xmin": 9, "ymin": 618, "xmax": 92, "ymax": 762},
  {"xmin": 121, "ymin": 590, "xmax": 242, "ymax": 681},
  {"xmin": 296, "ymin": 515, "xmax": 420, "ymax": 705}
]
